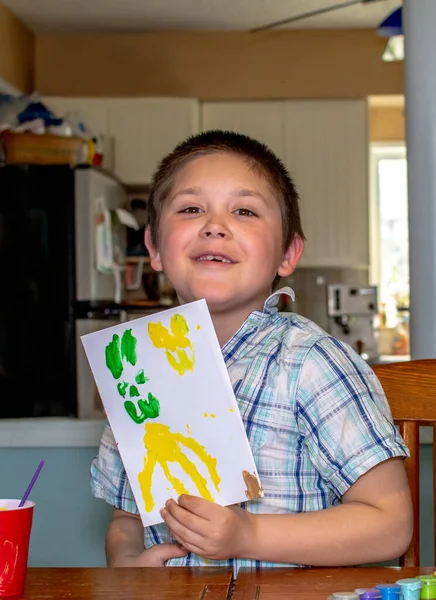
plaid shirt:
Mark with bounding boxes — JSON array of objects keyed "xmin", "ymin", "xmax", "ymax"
[{"xmin": 90, "ymin": 287, "xmax": 409, "ymax": 571}]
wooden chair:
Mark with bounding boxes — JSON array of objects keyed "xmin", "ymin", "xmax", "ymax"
[{"xmin": 372, "ymin": 359, "xmax": 436, "ymax": 567}]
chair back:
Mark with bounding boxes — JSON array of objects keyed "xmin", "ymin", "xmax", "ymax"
[{"xmin": 372, "ymin": 359, "xmax": 436, "ymax": 567}]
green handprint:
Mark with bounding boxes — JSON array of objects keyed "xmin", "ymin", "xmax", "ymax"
[{"xmin": 105, "ymin": 329, "xmax": 160, "ymax": 424}]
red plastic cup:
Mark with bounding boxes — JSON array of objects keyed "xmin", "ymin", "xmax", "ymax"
[{"xmin": 0, "ymin": 500, "xmax": 35, "ymax": 597}]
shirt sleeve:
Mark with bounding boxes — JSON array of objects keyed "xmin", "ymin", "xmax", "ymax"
[
  {"xmin": 90, "ymin": 422, "xmax": 140, "ymax": 515},
  {"xmin": 295, "ymin": 336, "xmax": 410, "ymax": 496}
]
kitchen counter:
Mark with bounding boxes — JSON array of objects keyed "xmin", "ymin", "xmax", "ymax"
[
  {"xmin": 368, "ymin": 354, "xmax": 411, "ymax": 365},
  {"xmin": 0, "ymin": 418, "xmax": 106, "ymax": 447}
]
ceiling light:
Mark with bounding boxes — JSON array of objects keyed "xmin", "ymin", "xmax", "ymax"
[
  {"xmin": 382, "ymin": 35, "xmax": 404, "ymax": 62},
  {"xmin": 377, "ymin": 7, "xmax": 403, "ymax": 62},
  {"xmin": 377, "ymin": 7, "xmax": 403, "ymax": 37}
]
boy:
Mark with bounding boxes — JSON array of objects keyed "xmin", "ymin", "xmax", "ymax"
[{"xmin": 90, "ymin": 130, "xmax": 412, "ymax": 569}]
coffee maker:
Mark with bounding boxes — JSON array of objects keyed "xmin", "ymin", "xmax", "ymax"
[{"xmin": 327, "ymin": 284, "xmax": 379, "ymax": 361}]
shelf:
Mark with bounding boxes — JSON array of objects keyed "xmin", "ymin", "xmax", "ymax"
[{"xmin": 126, "ymin": 256, "xmax": 150, "ymax": 264}]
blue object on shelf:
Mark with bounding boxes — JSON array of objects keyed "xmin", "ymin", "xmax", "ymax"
[{"xmin": 17, "ymin": 101, "xmax": 62, "ymax": 126}]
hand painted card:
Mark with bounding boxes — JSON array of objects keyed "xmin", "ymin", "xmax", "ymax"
[{"xmin": 81, "ymin": 300, "xmax": 263, "ymax": 526}]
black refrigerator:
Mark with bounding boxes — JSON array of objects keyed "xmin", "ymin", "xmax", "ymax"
[{"xmin": 0, "ymin": 164, "xmax": 127, "ymax": 418}]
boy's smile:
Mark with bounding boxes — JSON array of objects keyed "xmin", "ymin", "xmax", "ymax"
[{"xmin": 145, "ymin": 152, "xmax": 302, "ymax": 334}]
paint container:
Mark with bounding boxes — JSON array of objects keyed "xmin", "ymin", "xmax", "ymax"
[
  {"xmin": 328, "ymin": 593, "xmax": 360, "ymax": 600},
  {"xmin": 359, "ymin": 589, "xmax": 382, "ymax": 600},
  {"xmin": 417, "ymin": 576, "xmax": 436, "ymax": 599},
  {"xmin": 396, "ymin": 578, "xmax": 422, "ymax": 600},
  {"xmin": 375, "ymin": 583, "xmax": 401, "ymax": 599}
]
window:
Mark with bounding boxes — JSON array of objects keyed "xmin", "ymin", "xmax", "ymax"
[{"xmin": 370, "ymin": 143, "xmax": 410, "ymax": 355}]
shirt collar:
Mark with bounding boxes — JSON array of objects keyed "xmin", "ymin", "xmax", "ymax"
[{"xmin": 263, "ymin": 286, "xmax": 296, "ymax": 314}]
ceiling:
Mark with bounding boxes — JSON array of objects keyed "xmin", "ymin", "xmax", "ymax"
[{"xmin": 3, "ymin": 0, "xmax": 402, "ymax": 34}]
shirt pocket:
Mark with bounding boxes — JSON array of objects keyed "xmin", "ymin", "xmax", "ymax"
[{"xmin": 236, "ymin": 382, "xmax": 289, "ymax": 459}]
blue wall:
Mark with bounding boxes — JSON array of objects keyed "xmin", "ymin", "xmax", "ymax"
[
  {"xmin": 1, "ymin": 447, "xmax": 112, "ymax": 567},
  {"xmin": 0, "ymin": 445, "xmax": 433, "ymax": 567}
]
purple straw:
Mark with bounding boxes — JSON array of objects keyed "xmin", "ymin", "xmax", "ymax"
[{"xmin": 19, "ymin": 460, "xmax": 45, "ymax": 507}]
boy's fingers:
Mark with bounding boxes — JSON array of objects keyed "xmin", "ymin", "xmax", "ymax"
[
  {"xmin": 161, "ymin": 505, "xmax": 206, "ymax": 544},
  {"xmin": 156, "ymin": 542, "xmax": 189, "ymax": 560},
  {"xmin": 176, "ymin": 494, "xmax": 217, "ymax": 519}
]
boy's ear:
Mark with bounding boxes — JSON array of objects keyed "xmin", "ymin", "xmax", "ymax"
[
  {"xmin": 144, "ymin": 226, "xmax": 163, "ymax": 272},
  {"xmin": 277, "ymin": 234, "xmax": 304, "ymax": 278}
]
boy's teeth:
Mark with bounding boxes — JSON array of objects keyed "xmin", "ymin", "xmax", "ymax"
[{"xmin": 198, "ymin": 255, "xmax": 231, "ymax": 263}]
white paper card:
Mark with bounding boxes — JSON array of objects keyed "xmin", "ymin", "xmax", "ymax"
[{"xmin": 81, "ymin": 300, "xmax": 263, "ymax": 526}]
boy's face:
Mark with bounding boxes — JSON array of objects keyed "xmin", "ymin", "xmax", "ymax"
[{"xmin": 145, "ymin": 153, "xmax": 303, "ymax": 316}]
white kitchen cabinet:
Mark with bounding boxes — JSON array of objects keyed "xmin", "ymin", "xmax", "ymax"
[
  {"xmin": 106, "ymin": 98, "xmax": 200, "ymax": 184},
  {"xmin": 201, "ymin": 99, "xmax": 369, "ymax": 268},
  {"xmin": 201, "ymin": 101, "xmax": 285, "ymax": 160},
  {"xmin": 283, "ymin": 100, "xmax": 369, "ymax": 268}
]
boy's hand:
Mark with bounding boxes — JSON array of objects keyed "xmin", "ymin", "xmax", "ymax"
[
  {"xmin": 114, "ymin": 542, "xmax": 189, "ymax": 567},
  {"xmin": 160, "ymin": 495, "xmax": 256, "ymax": 560}
]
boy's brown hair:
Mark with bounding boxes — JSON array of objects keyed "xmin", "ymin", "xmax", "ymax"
[{"xmin": 146, "ymin": 129, "xmax": 305, "ymax": 250}]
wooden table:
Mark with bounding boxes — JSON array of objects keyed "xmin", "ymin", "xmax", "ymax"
[
  {"xmin": 21, "ymin": 567, "xmax": 233, "ymax": 599},
  {"xmin": 232, "ymin": 566, "xmax": 436, "ymax": 599}
]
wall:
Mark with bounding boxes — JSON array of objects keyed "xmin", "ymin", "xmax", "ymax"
[
  {"xmin": 0, "ymin": 445, "xmax": 433, "ymax": 567},
  {"xmin": 0, "ymin": 1, "xmax": 34, "ymax": 93},
  {"xmin": 35, "ymin": 30, "xmax": 403, "ymax": 99},
  {"xmin": 370, "ymin": 106, "xmax": 405, "ymax": 141},
  {"xmin": 1, "ymin": 447, "xmax": 111, "ymax": 567}
]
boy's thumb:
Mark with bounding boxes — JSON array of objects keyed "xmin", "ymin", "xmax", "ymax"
[{"xmin": 160, "ymin": 542, "xmax": 189, "ymax": 560}]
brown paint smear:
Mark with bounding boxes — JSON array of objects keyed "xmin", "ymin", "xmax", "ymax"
[{"xmin": 242, "ymin": 470, "xmax": 263, "ymax": 500}]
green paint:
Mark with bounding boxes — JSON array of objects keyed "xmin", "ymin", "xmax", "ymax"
[
  {"xmin": 121, "ymin": 329, "xmax": 137, "ymax": 366},
  {"xmin": 117, "ymin": 381, "xmax": 129, "ymax": 398},
  {"xmin": 105, "ymin": 328, "xmax": 160, "ymax": 424},
  {"xmin": 135, "ymin": 370, "xmax": 149, "ymax": 385},
  {"xmin": 105, "ymin": 335, "xmax": 123, "ymax": 379},
  {"xmin": 124, "ymin": 393, "xmax": 160, "ymax": 424},
  {"xmin": 174, "ymin": 313, "xmax": 189, "ymax": 335}
]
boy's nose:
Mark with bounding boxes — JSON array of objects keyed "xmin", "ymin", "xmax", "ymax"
[
  {"xmin": 200, "ymin": 219, "xmax": 231, "ymax": 239},
  {"xmin": 204, "ymin": 230, "xmax": 225, "ymax": 238}
]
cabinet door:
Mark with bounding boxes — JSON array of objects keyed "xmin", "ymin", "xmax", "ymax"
[
  {"xmin": 201, "ymin": 101, "xmax": 285, "ymax": 160},
  {"xmin": 41, "ymin": 97, "xmax": 112, "ymax": 170},
  {"xmin": 284, "ymin": 100, "xmax": 369, "ymax": 268},
  {"xmin": 107, "ymin": 98, "xmax": 200, "ymax": 184}
]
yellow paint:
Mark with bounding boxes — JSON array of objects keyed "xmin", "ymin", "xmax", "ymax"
[
  {"xmin": 186, "ymin": 424, "xmax": 192, "ymax": 435},
  {"xmin": 203, "ymin": 412, "xmax": 208, "ymax": 417},
  {"xmin": 196, "ymin": 324, "xmax": 201, "ymax": 330},
  {"xmin": 210, "ymin": 413, "xmax": 216, "ymax": 418},
  {"xmin": 0, "ymin": 507, "xmax": 7, "ymax": 511},
  {"xmin": 228, "ymin": 408, "xmax": 235, "ymax": 413},
  {"xmin": 138, "ymin": 422, "xmax": 221, "ymax": 512},
  {"xmin": 148, "ymin": 314, "xmax": 195, "ymax": 375}
]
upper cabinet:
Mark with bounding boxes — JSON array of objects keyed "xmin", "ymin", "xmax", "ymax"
[
  {"xmin": 283, "ymin": 100, "xmax": 368, "ymax": 268},
  {"xmin": 42, "ymin": 96, "xmax": 368, "ymax": 267},
  {"xmin": 42, "ymin": 97, "xmax": 200, "ymax": 184},
  {"xmin": 201, "ymin": 101, "xmax": 285, "ymax": 160},
  {"xmin": 106, "ymin": 98, "xmax": 200, "ymax": 184},
  {"xmin": 200, "ymin": 99, "xmax": 369, "ymax": 268}
]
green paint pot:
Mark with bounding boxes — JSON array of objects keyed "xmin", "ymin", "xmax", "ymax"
[{"xmin": 417, "ymin": 576, "xmax": 436, "ymax": 600}]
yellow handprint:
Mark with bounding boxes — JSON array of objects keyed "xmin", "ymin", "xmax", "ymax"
[
  {"xmin": 148, "ymin": 314, "xmax": 195, "ymax": 375},
  {"xmin": 138, "ymin": 422, "xmax": 221, "ymax": 512}
]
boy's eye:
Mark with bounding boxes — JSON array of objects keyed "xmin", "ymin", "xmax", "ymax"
[
  {"xmin": 235, "ymin": 208, "xmax": 256, "ymax": 217},
  {"xmin": 179, "ymin": 206, "xmax": 203, "ymax": 214}
]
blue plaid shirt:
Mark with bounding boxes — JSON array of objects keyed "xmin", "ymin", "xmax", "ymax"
[{"xmin": 90, "ymin": 288, "xmax": 409, "ymax": 570}]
